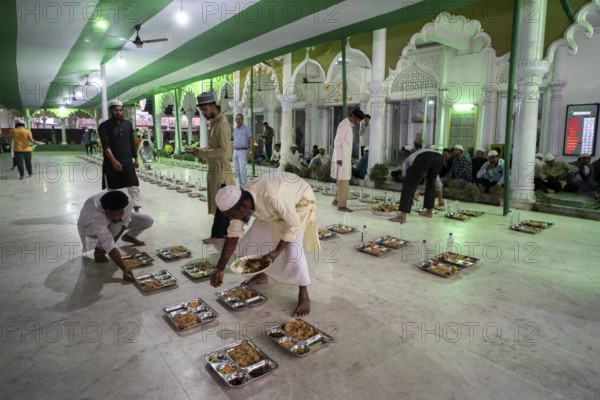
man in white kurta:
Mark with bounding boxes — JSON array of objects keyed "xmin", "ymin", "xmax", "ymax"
[
  {"xmin": 330, "ymin": 108, "xmax": 365, "ymax": 212},
  {"xmin": 210, "ymin": 171, "xmax": 319, "ymax": 317}
]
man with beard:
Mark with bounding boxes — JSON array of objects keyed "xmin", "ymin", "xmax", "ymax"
[
  {"xmin": 210, "ymin": 171, "xmax": 319, "ymax": 317},
  {"xmin": 475, "ymin": 150, "xmax": 504, "ymax": 192},
  {"xmin": 99, "ymin": 100, "xmax": 142, "ymax": 212},
  {"xmin": 189, "ymin": 92, "xmax": 235, "ymax": 244}
]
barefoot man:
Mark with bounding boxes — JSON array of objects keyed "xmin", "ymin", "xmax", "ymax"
[
  {"xmin": 210, "ymin": 171, "xmax": 320, "ymax": 317},
  {"xmin": 389, "ymin": 148, "xmax": 443, "ymax": 224},
  {"xmin": 77, "ymin": 191, "xmax": 154, "ymax": 281}
]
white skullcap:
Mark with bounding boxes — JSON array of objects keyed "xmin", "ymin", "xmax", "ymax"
[
  {"xmin": 14, "ymin": 118, "xmax": 25, "ymax": 126},
  {"xmin": 580, "ymin": 153, "xmax": 591, "ymax": 158},
  {"xmin": 215, "ymin": 186, "xmax": 242, "ymax": 212},
  {"xmin": 535, "ymin": 153, "xmax": 544, "ymax": 160},
  {"xmin": 544, "ymin": 153, "xmax": 555, "ymax": 161},
  {"xmin": 108, "ymin": 100, "xmax": 123, "ymax": 108},
  {"xmin": 364, "ymin": 147, "xmax": 370, "ymax": 151},
  {"xmin": 487, "ymin": 150, "xmax": 498, "ymax": 157},
  {"xmin": 403, "ymin": 145, "xmax": 413, "ymax": 152},
  {"xmin": 453, "ymin": 144, "xmax": 464, "ymax": 151}
]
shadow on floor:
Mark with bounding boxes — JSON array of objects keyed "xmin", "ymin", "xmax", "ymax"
[{"xmin": 45, "ymin": 256, "xmax": 123, "ymax": 312}]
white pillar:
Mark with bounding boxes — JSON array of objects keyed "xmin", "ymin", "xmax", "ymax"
[
  {"xmin": 546, "ymin": 80, "xmax": 566, "ymax": 155},
  {"xmin": 367, "ymin": 28, "xmax": 387, "ymax": 171},
  {"xmin": 481, "ymin": 85, "xmax": 498, "ymax": 150},
  {"xmin": 185, "ymin": 111, "xmax": 193, "ymax": 145},
  {"xmin": 199, "ymin": 115, "xmax": 208, "ymax": 148},
  {"xmin": 317, "ymin": 106, "xmax": 329, "ymax": 150},
  {"xmin": 100, "ymin": 63, "xmax": 108, "ymax": 121},
  {"xmin": 305, "ymin": 103, "xmax": 314, "ymax": 151},
  {"xmin": 511, "ymin": 0, "xmax": 550, "ymax": 206},
  {"xmin": 61, "ymin": 118, "xmax": 67, "ymax": 145},
  {"xmin": 278, "ymin": 95, "xmax": 296, "ymax": 165}
]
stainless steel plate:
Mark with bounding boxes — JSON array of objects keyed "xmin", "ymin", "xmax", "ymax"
[
  {"xmin": 372, "ymin": 236, "xmax": 410, "ymax": 249},
  {"xmin": 354, "ymin": 242, "xmax": 392, "ymax": 257},
  {"xmin": 435, "ymin": 252, "xmax": 479, "ymax": 268},
  {"xmin": 134, "ymin": 269, "xmax": 178, "ymax": 292},
  {"xmin": 156, "ymin": 245, "xmax": 192, "ymax": 260},
  {"xmin": 266, "ymin": 319, "xmax": 334, "ymax": 357},
  {"xmin": 416, "ymin": 260, "xmax": 461, "ymax": 278},
  {"xmin": 325, "ymin": 224, "xmax": 356, "ymax": 234},
  {"xmin": 163, "ymin": 297, "xmax": 219, "ymax": 331},
  {"xmin": 180, "ymin": 260, "xmax": 215, "ymax": 279},
  {"xmin": 204, "ymin": 340, "xmax": 278, "ymax": 388},
  {"xmin": 215, "ymin": 285, "xmax": 267, "ymax": 311}
]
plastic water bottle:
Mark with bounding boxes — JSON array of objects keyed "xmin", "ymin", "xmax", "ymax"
[
  {"xmin": 455, "ymin": 200, "xmax": 460, "ymax": 214},
  {"xmin": 344, "ymin": 212, "xmax": 350, "ymax": 226},
  {"xmin": 447, "ymin": 233, "xmax": 455, "ymax": 253},
  {"xmin": 421, "ymin": 240, "xmax": 428, "ymax": 262},
  {"xmin": 506, "ymin": 210, "xmax": 513, "ymax": 228},
  {"xmin": 513, "ymin": 210, "xmax": 521, "ymax": 225},
  {"xmin": 361, "ymin": 225, "xmax": 367, "ymax": 244}
]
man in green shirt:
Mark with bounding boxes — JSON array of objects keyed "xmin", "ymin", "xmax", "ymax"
[{"xmin": 535, "ymin": 153, "xmax": 578, "ymax": 193}]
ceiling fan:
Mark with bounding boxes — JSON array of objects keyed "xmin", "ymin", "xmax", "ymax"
[
  {"xmin": 109, "ymin": 24, "xmax": 168, "ymax": 48},
  {"xmin": 301, "ymin": 62, "xmax": 323, "ymax": 84}
]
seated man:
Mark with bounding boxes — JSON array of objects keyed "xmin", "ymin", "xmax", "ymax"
[
  {"xmin": 352, "ymin": 147, "xmax": 369, "ymax": 179},
  {"xmin": 210, "ymin": 172, "xmax": 319, "ymax": 316},
  {"xmin": 138, "ymin": 139, "xmax": 156, "ymax": 169},
  {"xmin": 565, "ymin": 153, "xmax": 594, "ymax": 192},
  {"xmin": 270, "ymin": 143, "xmax": 281, "ymax": 167},
  {"xmin": 442, "ymin": 144, "xmax": 472, "ymax": 185},
  {"xmin": 471, "ymin": 149, "xmax": 486, "ymax": 182},
  {"xmin": 77, "ymin": 191, "xmax": 154, "ymax": 281},
  {"xmin": 535, "ymin": 153, "xmax": 578, "ymax": 193},
  {"xmin": 287, "ymin": 144, "xmax": 305, "ymax": 168},
  {"xmin": 476, "ymin": 150, "xmax": 504, "ymax": 192},
  {"xmin": 309, "ymin": 147, "xmax": 331, "ymax": 169}
]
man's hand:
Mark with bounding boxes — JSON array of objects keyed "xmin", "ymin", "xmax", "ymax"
[
  {"xmin": 413, "ymin": 192, "xmax": 420, "ymax": 201},
  {"xmin": 266, "ymin": 249, "xmax": 282, "ymax": 264},
  {"xmin": 134, "ymin": 159, "xmax": 139, "ymax": 169},
  {"xmin": 210, "ymin": 269, "xmax": 224, "ymax": 287},
  {"xmin": 122, "ymin": 268, "xmax": 134, "ymax": 281},
  {"xmin": 112, "ymin": 159, "xmax": 123, "ymax": 171},
  {"xmin": 337, "ymin": 160, "xmax": 342, "ymax": 166}
]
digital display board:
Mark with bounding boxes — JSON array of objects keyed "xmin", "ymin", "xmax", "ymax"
[{"xmin": 563, "ymin": 104, "xmax": 598, "ymax": 157}]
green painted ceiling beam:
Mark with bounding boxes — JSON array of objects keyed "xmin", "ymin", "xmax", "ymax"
[{"xmin": 41, "ymin": 0, "xmax": 172, "ymax": 108}]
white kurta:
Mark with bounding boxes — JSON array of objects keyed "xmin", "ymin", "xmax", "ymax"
[
  {"xmin": 330, "ymin": 118, "xmax": 354, "ymax": 180},
  {"xmin": 226, "ymin": 171, "xmax": 320, "ymax": 286}
]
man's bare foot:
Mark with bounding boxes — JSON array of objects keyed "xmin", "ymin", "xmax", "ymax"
[
  {"xmin": 202, "ymin": 237, "xmax": 225, "ymax": 244},
  {"xmin": 419, "ymin": 209, "xmax": 434, "ymax": 218},
  {"xmin": 242, "ymin": 272, "xmax": 268, "ymax": 286},
  {"xmin": 133, "ymin": 206, "xmax": 141, "ymax": 213},
  {"xmin": 122, "ymin": 234, "xmax": 145, "ymax": 246},
  {"xmin": 122, "ymin": 269, "xmax": 135, "ymax": 281},
  {"xmin": 293, "ymin": 287, "xmax": 310, "ymax": 317},
  {"xmin": 389, "ymin": 212, "xmax": 407, "ymax": 223}
]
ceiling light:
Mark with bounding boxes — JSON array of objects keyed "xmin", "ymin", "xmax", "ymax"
[
  {"xmin": 93, "ymin": 18, "xmax": 109, "ymax": 32},
  {"xmin": 176, "ymin": 0, "xmax": 188, "ymax": 24},
  {"xmin": 452, "ymin": 103, "xmax": 475, "ymax": 112}
]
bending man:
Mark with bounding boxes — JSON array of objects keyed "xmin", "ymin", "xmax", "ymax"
[{"xmin": 210, "ymin": 171, "xmax": 319, "ymax": 317}]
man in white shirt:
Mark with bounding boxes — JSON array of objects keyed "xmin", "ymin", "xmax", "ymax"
[
  {"xmin": 331, "ymin": 108, "xmax": 365, "ymax": 212},
  {"xmin": 308, "ymin": 147, "xmax": 330, "ymax": 168},
  {"xmin": 232, "ymin": 113, "xmax": 253, "ymax": 187},
  {"xmin": 138, "ymin": 139, "xmax": 156, "ymax": 169},
  {"xmin": 77, "ymin": 191, "xmax": 154, "ymax": 281},
  {"xmin": 287, "ymin": 144, "xmax": 304, "ymax": 168},
  {"xmin": 270, "ymin": 143, "xmax": 281, "ymax": 167},
  {"xmin": 210, "ymin": 172, "xmax": 319, "ymax": 317}
]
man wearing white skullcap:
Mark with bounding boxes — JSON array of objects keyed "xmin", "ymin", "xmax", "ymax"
[
  {"xmin": 442, "ymin": 144, "xmax": 472, "ymax": 185},
  {"xmin": 564, "ymin": 153, "xmax": 597, "ymax": 194},
  {"xmin": 475, "ymin": 150, "xmax": 505, "ymax": 192},
  {"xmin": 211, "ymin": 171, "xmax": 319, "ymax": 317},
  {"xmin": 99, "ymin": 99, "xmax": 142, "ymax": 212},
  {"xmin": 535, "ymin": 153, "xmax": 578, "ymax": 193}
]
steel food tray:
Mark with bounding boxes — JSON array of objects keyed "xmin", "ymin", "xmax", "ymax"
[
  {"xmin": 461, "ymin": 209, "xmax": 484, "ymax": 217},
  {"xmin": 122, "ymin": 251, "xmax": 154, "ymax": 268},
  {"xmin": 321, "ymin": 190, "xmax": 336, "ymax": 196},
  {"xmin": 510, "ymin": 224, "xmax": 542, "ymax": 234},
  {"xmin": 181, "ymin": 260, "xmax": 215, "ymax": 279},
  {"xmin": 187, "ymin": 192, "xmax": 205, "ymax": 198},
  {"xmin": 318, "ymin": 229, "xmax": 337, "ymax": 240},
  {"xmin": 416, "ymin": 260, "xmax": 461, "ymax": 278},
  {"xmin": 371, "ymin": 208, "xmax": 400, "ymax": 217},
  {"xmin": 359, "ymin": 198, "xmax": 379, "ymax": 204},
  {"xmin": 444, "ymin": 212, "xmax": 471, "ymax": 221},
  {"xmin": 215, "ymin": 285, "xmax": 267, "ymax": 311},
  {"xmin": 134, "ymin": 269, "xmax": 178, "ymax": 292},
  {"xmin": 176, "ymin": 188, "xmax": 191, "ymax": 193},
  {"xmin": 520, "ymin": 220, "xmax": 553, "ymax": 229},
  {"xmin": 205, "ymin": 340, "xmax": 278, "ymax": 387},
  {"xmin": 354, "ymin": 242, "xmax": 392, "ymax": 257},
  {"xmin": 372, "ymin": 236, "xmax": 410, "ymax": 249},
  {"xmin": 156, "ymin": 245, "xmax": 192, "ymax": 260},
  {"xmin": 163, "ymin": 297, "xmax": 219, "ymax": 331},
  {"xmin": 266, "ymin": 319, "xmax": 334, "ymax": 357},
  {"xmin": 326, "ymin": 224, "xmax": 356, "ymax": 234},
  {"xmin": 435, "ymin": 252, "xmax": 479, "ymax": 268},
  {"xmin": 414, "ymin": 207, "xmax": 439, "ymax": 214}
]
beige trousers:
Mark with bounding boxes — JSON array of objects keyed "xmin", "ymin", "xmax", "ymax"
[{"xmin": 334, "ymin": 180, "xmax": 349, "ymax": 208}]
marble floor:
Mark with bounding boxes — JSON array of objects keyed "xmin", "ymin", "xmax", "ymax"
[{"xmin": 1, "ymin": 152, "xmax": 599, "ymax": 400}]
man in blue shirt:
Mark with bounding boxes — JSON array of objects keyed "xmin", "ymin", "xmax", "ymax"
[
  {"xmin": 232, "ymin": 113, "xmax": 253, "ymax": 187},
  {"xmin": 352, "ymin": 147, "xmax": 369, "ymax": 178}
]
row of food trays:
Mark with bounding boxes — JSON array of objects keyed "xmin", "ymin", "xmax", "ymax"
[
  {"xmin": 140, "ymin": 174, "xmax": 208, "ymax": 199},
  {"xmin": 509, "ymin": 220, "xmax": 553, "ymax": 234}
]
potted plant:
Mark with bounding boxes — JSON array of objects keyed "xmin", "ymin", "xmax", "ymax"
[{"xmin": 369, "ymin": 163, "xmax": 389, "ymax": 188}]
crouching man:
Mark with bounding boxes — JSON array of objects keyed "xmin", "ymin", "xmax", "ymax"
[
  {"xmin": 210, "ymin": 171, "xmax": 320, "ymax": 317},
  {"xmin": 77, "ymin": 191, "xmax": 153, "ymax": 281}
]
